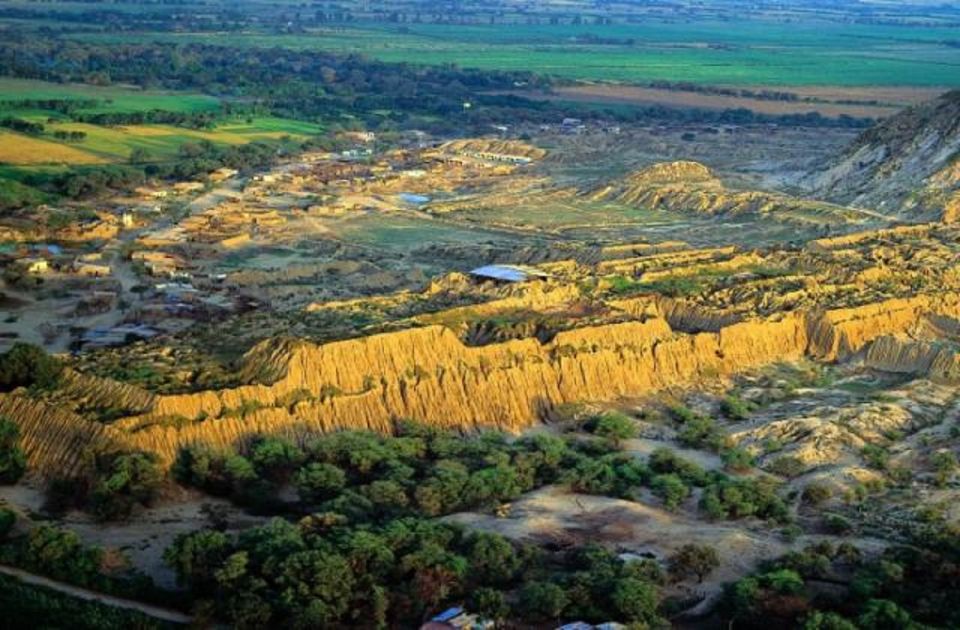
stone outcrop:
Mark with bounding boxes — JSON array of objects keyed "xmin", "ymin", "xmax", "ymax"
[
  {"xmin": 804, "ymin": 89, "xmax": 960, "ymax": 218},
  {"xmin": 9, "ymin": 284, "xmax": 960, "ymax": 475},
  {"xmin": 0, "ymin": 395, "xmax": 114, "ymax": 476},
  {"xmin": 593, "ymin": 161, "xmax": 864, "ymax": 226}
]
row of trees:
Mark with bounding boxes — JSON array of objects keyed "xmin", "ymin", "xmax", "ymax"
[{"xmin": 172, "ymin": 419, "xmax": 790, "ymax": 524}]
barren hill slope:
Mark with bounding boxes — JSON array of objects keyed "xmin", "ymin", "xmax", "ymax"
[{"xmin": 805, "ymin": 89, "xmax": 960, "ymax": 219}]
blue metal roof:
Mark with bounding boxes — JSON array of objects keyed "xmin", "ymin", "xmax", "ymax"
[
  {"xmin": 432, "ymin": 607, "xmax": 464, "ymax": 622},
  {"xmin": 468, "ymin": 264, "xmax": 548, "ymax": 283}
]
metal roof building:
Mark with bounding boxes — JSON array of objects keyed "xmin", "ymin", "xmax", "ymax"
[{"xmin": 468, "ymin": 264, "xmax": 550, "ymax": 283}]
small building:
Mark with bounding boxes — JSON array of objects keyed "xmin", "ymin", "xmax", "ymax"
[
  {"xmin": 421, "ymin": 607, "xmax": 492, "ymax": 630},
  {"xmin": 468, "ymin": 264, "xmax": 550, "ymax": 283},
  {"xmin": 74, "ymin": 262, "xmax": 112, "ymax": 278},
  {"xmin": 20, "ymin": 257, "xmax": 49, "ymax": 274}
]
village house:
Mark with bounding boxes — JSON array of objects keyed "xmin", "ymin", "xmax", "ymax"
[
  {"xmin": 209, "ymin": 167, "xmax": 239, "ymax": 183},
  {"xmin": 19, "ymin": 257, "xmax": 49, "ymax": 274}
]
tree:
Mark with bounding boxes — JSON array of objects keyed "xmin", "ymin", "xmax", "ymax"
[
  {"xmin": 294, "ymin": 462, "xmax": 346, "ymax": 503},
  {"xmin": 669, "ymin": 544, "xmax": 720, "ymax": 583},
  {"xmin": 593, "ymin": 411, "xmax": 637, "ymax": 447},
  {"xmin": 611, "ymin": 577, "xmax": 659, "ymax": 624},
  {"xmin": 128, "ymin": 148, "xmax": 151, "ymax": 164},
  {"xmin": 470, "ymin": 587, "xmax": 508, "ymax": 622},
  {"xmin": 803, "ymin": 611, "xmax": 859, "ymax": 630},
  {"xmin": 465, "ymin": 532, "xmax": 520, "ymax": 584},
  {"xmin": 0, "ymin": 343, "xmax": 63, "ymax": 392},
  {"xmin": 164, "ymin": 529, "xmax": 233, "ymax": 591},
  {"xmin": 763, "ymin": 568, "xmax": 804, "ymax": 595},
  {"xmin": 519, "ymin": 581, "xmax": 568, "ymax": 620},
  {"xmin": 250, "ymin": 437, "xmax": 303, "ymax": 481},
  {"xmin": 857, "ymin": 599, "xmax": 914, "ymax": 630},
  {"xmin": 276, "ymin": 549, "xmax": 355, "ymax": 626},
  {"xmin": 89, "ymin": 452, "xmax": 164, "ymax": 521},
  {"xmin": 362, "ymin": 479, "xmax": 409, "ymax": 513},
  {"xmin": 0, "ymin": 417, "xmax": 26, "ymax": 483}
]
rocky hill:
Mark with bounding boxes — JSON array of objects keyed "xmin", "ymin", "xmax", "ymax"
[
  {"xmin": 804, "ymin": 89, "xmax": 960, "ymax": 219},
  {"xmin": 592, "ymin": 161, "xmax": 866, "ymax": 226}
]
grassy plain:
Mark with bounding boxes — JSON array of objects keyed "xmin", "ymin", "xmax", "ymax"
[
  {"xmin": 71, "ymin": 20, "xmax": 960, "ymax": 88},
  {"xmin": 0, "ymin": 79, "xmax": 324, "ymax": 166},
  {"xmin": 0, "ymin": 78, "xmax": 221, "ymax": 114}
]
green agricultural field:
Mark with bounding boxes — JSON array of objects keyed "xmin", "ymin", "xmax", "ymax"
[
  {"xmin": 72, "ymin": 19, "xmax": 960, "ymax": 87},
  {"xmin": 0, "ymin": 78, "xmax": 221, "ymax": 114},
  {"xmin": 0, "ymin": 77, "xmax": 324, "ymax": 166}
]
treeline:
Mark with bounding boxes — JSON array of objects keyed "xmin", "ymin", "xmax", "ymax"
[
  {"xmin": 163, "ymin": 421, "xmax": 715, "ymax": 626},
  {"xmin": 72, "ymin": 109, "xmax": 220, "ymax": 129},
  {"xmin": 0, "ymin": 98, "xmax": 100, "ymax": 114},
  {"xmin": 0, "ymin": 116, "xmax": 44, "ymax": 135},
  {"xmin": 721, "ymin": 528, "xmax": 960, "ymax": 629},
  {"xmin": 0, "ymin": 38, "xmax": 874, "ymax": 138},
  {"xmin": 0, "ymin": 37, "xmax": 548, "ymax": 116},
  {"xmin": 19, "ymin": 138, "xmax": 288, "ymax": 199}
]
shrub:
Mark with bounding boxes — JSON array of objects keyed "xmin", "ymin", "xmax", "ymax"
[
  {"xmin": 669, "ymin": 544, "xmax": 720, "ymax": 583},
  {"xmin": 0, "ymin": 417, "xmax": 27, "ymax": 483},
  {"xmin": 0, "ymin": 343, "xmax": 63, "ymax": 392},
  {"xmin": 720, "ymin": 395, "xmax": 754, "ymax": 421},
  {"xmin": 89, "ymin": 451, "xmax": 164, "ymax": 521},
  {"xmin": 593, "ymin": 411, "xmax": 637, "ymax": 447},
  {"xmin": 519, "ymin": 581, "xmax": 568, "ymax": 620},
  {"xmin": 802, "ymin": 482, "xmax": 833, "ymax": 506},
  {"xmin": 767, "ymin": 455, "xmax": 807, "ymax": 478},
  {"xmin": 294, "ymin": 463, "xmax": 347, "ymax": 503},
  {"xmin": 651, "ymin": 473, "xmax": 689, "ymax": 511},
  {"xmin": 722, "ymin": 447, "xmax": 756, "ymax": 472}
]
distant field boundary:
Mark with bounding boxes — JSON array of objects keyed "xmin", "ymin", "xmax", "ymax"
[{"xmin": 490, "ymin": 84, "xmax": 943, "ymax": 119}]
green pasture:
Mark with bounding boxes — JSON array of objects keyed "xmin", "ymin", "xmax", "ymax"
[
  {"xmin": 0, "ymin": 78, "xmax": 221, "ymax": 114},
  {"xmin": 71, "ymin": 19, "xmax": 960, "ymax": 87}
]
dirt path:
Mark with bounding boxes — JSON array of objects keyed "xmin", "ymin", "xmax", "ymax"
[{"xmin": 0, "ymin": 564, "xmax": 192, "ymax": 625}]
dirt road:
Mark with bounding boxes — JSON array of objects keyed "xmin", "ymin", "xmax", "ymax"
[{"xmin": 0, "ymin": 564, "xmax": 192, "ymax": 625}]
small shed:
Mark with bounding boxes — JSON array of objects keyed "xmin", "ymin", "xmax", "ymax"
[{"xmin": 468, "ymin": 264, "xmax": 550, "ymax": 283}]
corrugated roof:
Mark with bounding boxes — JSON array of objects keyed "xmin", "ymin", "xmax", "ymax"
[{"xmin": 468, "ymin": 264, "xmax": 549, "ymax": 283}]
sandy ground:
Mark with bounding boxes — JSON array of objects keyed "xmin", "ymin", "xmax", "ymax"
[
  {"xmin": 446, "ymin": 485, "xmax": 788, "ymax": 605},
  {"xmin": 0, "ymin": 480, "xmax": 266, "ymax": 589}
]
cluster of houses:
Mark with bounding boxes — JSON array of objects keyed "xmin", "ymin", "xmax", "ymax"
[{"xmin": 2, "ymin": 243, "xmax": 114, "ymax": 280}]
